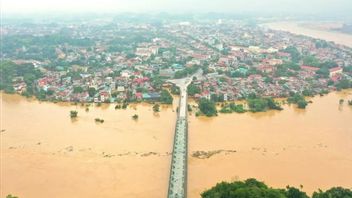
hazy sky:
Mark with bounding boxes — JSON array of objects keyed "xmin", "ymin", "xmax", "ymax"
[{"xmin": 2, "ymin": 0, "xmax": 352, "ymax": 16}]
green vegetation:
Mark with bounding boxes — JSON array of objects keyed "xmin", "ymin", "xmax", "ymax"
[
  {"xmin": 174, "ymin": 65, "xmax": 199, "ymax": 79},
  {"xmin": 88, "ymin": 87, "xmax": 97, "ymax": 97},
  {"xmin": 348, "ymin": 100, "xmax": 352, "ymax": 106},
  {"xmin": 283, "ymin": 46, "xmax": 301, "ymax": 63},
  {"xmin": 171, "ymin": 85, "xmax": 180, "ymax": 95},
  {"xmin": 122, "ymin": 102, "xmax": 128, "ymax": 109},
  {"xmin": 315, "ymin": 39, "xmax": 329, "ymax": 48},
  {"xmin": 339, "ymin": 99, "xmax": 344, "ymax": 105},
  {"xmin": 220, "ymin": 103, "xmax": 246, "ymax": 113},
  {"xmin": 0, "ymin": 61, "xmax": 42, "ymax": 94},
  {"xmin": 288, "ymin": 94, "xmax": 308, "ymax": 109},
  {"xmin": 187, "ymin": 104, "xmax": 193, "ymax": 112},
  {"xmin": 312, "ymin": 187, "xmax": 352, "ymax": 198},
  {"xmin": 94, "ymin": 118, "xmax": 104, "ymax": 123},
  {"xmin": 160, "ymin": 89, "xmax": 173, "ymax": 104},
  {"xmin": 132, "ymin": 114, "xmax": 139, "ymax": 120},
  {"xmin": 247, "ymin": 97, "xmax": 283, "ymax": 112},
  {"xmin": 198, "ymin": 98, "xmax": 217, "ymax": 117},
  {"xmin": 303, "ymin": 56, "xmax": 321, "ymax": 67},
  {"xmin": 301, "ymin": 56, "xmax": 338, "ymax": 78},
  {"xmin": 335, "ymin": 79, "xmax": 352, "ymax": 90},
  {"xmin": 202, "ymin": 178, "xmax": 352, "ymax": 198},
  {"xmin": 302, "ymin": 89, "xmax": 314, "ymax": 97},
  {"xmin": 202, "ymin": 178, "xmax": 308, "ymax": 198},
  {"xmin": 343, "ymin": 66, "xmax": 352, "ymax": 72},
  {"xmin": 70, "ymin": 110, "xmax": 78, "ymax": 118},
  {"xmin": 73, "ymin": 86, "xmax": 84, "ymax": 93},
  {"xmin": 275, "ymin": 62, "xmax": 299, "ymax": 77},
  {"xmin": 6, "ymin": 195, "xmax": 19, "ymax": 198},
  {"xmin": 150, "ymin": 75, "xmax": 164, "ymax": 90},
  {"xmin": 187, "ymin": 84, "xmax": 201, "ymax": 96},
  {"xmin": 210, "ymin": 93, "xmax": 225, "ymax": 103},
  {"xmin": 153, "ymin": 104, "xmax": 160, "ymax": 112}
]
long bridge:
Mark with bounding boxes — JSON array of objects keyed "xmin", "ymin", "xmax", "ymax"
[{"xmin": 167, "ymin": 70, "xmax": 202, "ymax": 198}]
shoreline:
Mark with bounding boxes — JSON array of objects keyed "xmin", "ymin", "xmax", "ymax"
[
  {"xmin": 2, "ymin": 89, "xmax": 351, "ymax": 116},
  {"xmin": 263, "ymin": 21, "xmax": 352, "ymax": 48}
]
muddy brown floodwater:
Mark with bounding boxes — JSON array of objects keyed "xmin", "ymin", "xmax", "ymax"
[
  {"xmin": 188, "ymin": 90, "xmax": 352, "ymax": 197},
  {"xmin": 1, "ymin": 90, "xmax": 352, "ymax": 198},
  {"xmin": 1, "ymin": 94, "xmax": 178, "ymax": 198}
]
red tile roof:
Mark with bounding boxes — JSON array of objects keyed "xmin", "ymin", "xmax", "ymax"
[
  {"xmin": 301, "ymin": 65, "xmax": 319, "ymax": 71},
  {"xmin": 329, "ymin": 66, "xmax": 343, "ymax": 73}
]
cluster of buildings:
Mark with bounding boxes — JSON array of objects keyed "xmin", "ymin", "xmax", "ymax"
[{"xmin": 2, "ymin": 18, "xmax": 352, "ymax": 102}]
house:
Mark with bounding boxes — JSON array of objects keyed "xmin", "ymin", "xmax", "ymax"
[
  {"xmin": 142, "ymin": 92, "xmax": 160, "ymax": 100},
  {"xmin": 135, "ymin": 92, "xmax": 143, "ymax": 100},
  {"xmin": 100, "ymin": 91, "xmax": 110, "ymax": 102},
  {"xmin": 300, "ymin": 65, "xmax": 319, "ymax": 72},
  {"xmin": 135, "ymin": 48, "xmax": 150, "ymax": 57},
  {"xmin": 117, "ymin": 86, "xmax": 125, "ymax": 92},
  {"xmin": 329, "ymin": 66, "xmax": 343, "ymax": 77},
  {"xmin": 258, "ymin": 65, "xmax": 274, "ymax": 73},
  {"xmin": 262, "ymin": 59, "xmax": 283, "ymax": 66}
]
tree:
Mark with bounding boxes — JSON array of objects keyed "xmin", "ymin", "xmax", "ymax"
[
  {"xmin": 153, "ymin": 104, "xmax": 160, "ymax": 112},
  {"xmin": 187, "ymin": 84, "xmax": 201, "ymax": 96},
  {"xmin": 297, "ymin": 100, "xmax": 308, "ymax": 109},
  {"xmin": 286, "ymin": 186, "xmax": 309, "ymax": 198},
  {"xmin": 283, "ymin": 46, "xmax": 301, "ymax": 63},
  {"xmin": 335, "ymin": 79, "xmax": 352, "ymax": 90},
  {"xmin": 202, "ymin": 178, "xmax": 291, "ymax": 198},
  {"xmin": 302, "ymin": 89, "xmax": 314, "ymax": 97},
  {"xmin": 94, "ymin": 118, "xmax": 104, "ymax": 123},
  {"xmin": 171, "ymin": 85, "xmax": 180, "ymax": 95},
  {"xmin": 202, "ymin": 178, "xmax": 349, "ymax": 198},
  {"xmin": 247, "ymin": 98, "xmax": 269, "ymax": 112},
  {"xmin": 0, "ymin": 61, "xmax": 42, "ymax": 95},
  {"xmin": 288, "ymin": 94, "xmax": 308, "ymax": 109},
  {"xmin": 315, "ymin": 40, "xmax": 329, "ymax": 48},
  {"xmin": 198, "ymin": 98, "xmax": 217, "ymax": 117},
  {"xmin": 6, "ymin": 195, "xmax": 18, "ymax": 198},
  {"xmin": 160, "ymin": 89, "xmax": 173, "ymax": 104},
  {"xmin": 88, "ymin": 87, "xmax": 97, "ymax": 97},
  {"xmin": 73, "ymin": 86, "xmax": 84, "ymax": 93},
  {"xmin": 316, "ymin": 67, "xmax": 329, "ymax": 78},
  {"xmin": 132, "ymin": 114, "xmax": 139, "ymax": 120},
  {"xmin": 70, "ymin": 110, "xmax": 78, "ymax": 118},
  {"xmin": 266, "ymin": 97, "xmax": 283, "ymax": 110},
  {"xmin": 303, "ymin": 56, "xmax": 320, "ymax": 67},
  {"xmin": 312, "ymin": 187, "xmax": 352, "ymax": 198}
]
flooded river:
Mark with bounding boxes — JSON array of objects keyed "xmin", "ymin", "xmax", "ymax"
[
  {"xmin": 1, "ymin": 90, "xmax": 352, "ymax": 197},
  {"xmin": 265, "ymin": 22, "xmax": 352, "ymax": 47},
  {"xmin": 1, "ymin": 94, "xmax": 177, "ymax": 198}
]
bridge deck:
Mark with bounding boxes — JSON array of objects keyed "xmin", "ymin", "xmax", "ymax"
[{"xmin": 168, "ymin": 87, "xmax": 188, "ymax": 198}]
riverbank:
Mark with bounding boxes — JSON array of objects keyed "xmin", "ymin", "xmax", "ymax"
[{"xmin": 264, "ymin": 21, "xmax": 352, "ymax": 48}]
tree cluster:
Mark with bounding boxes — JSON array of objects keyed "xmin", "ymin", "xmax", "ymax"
[
  {"xmin": 202, "ymin": 178, "xmax": 352, "ymax": 198},
  {"xmin": 198, "ymin": 98, "xmax": 217, "ymax": 117}
]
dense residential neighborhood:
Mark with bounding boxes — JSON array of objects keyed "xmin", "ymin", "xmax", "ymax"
[{"xmin": 1, "ymin": 17, "xmax": 352, "ymax": 105}]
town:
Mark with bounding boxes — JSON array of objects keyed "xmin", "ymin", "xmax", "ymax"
[{"xmin": 1, "ymin": 16, "xmax": 352, "ymax": 111}]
